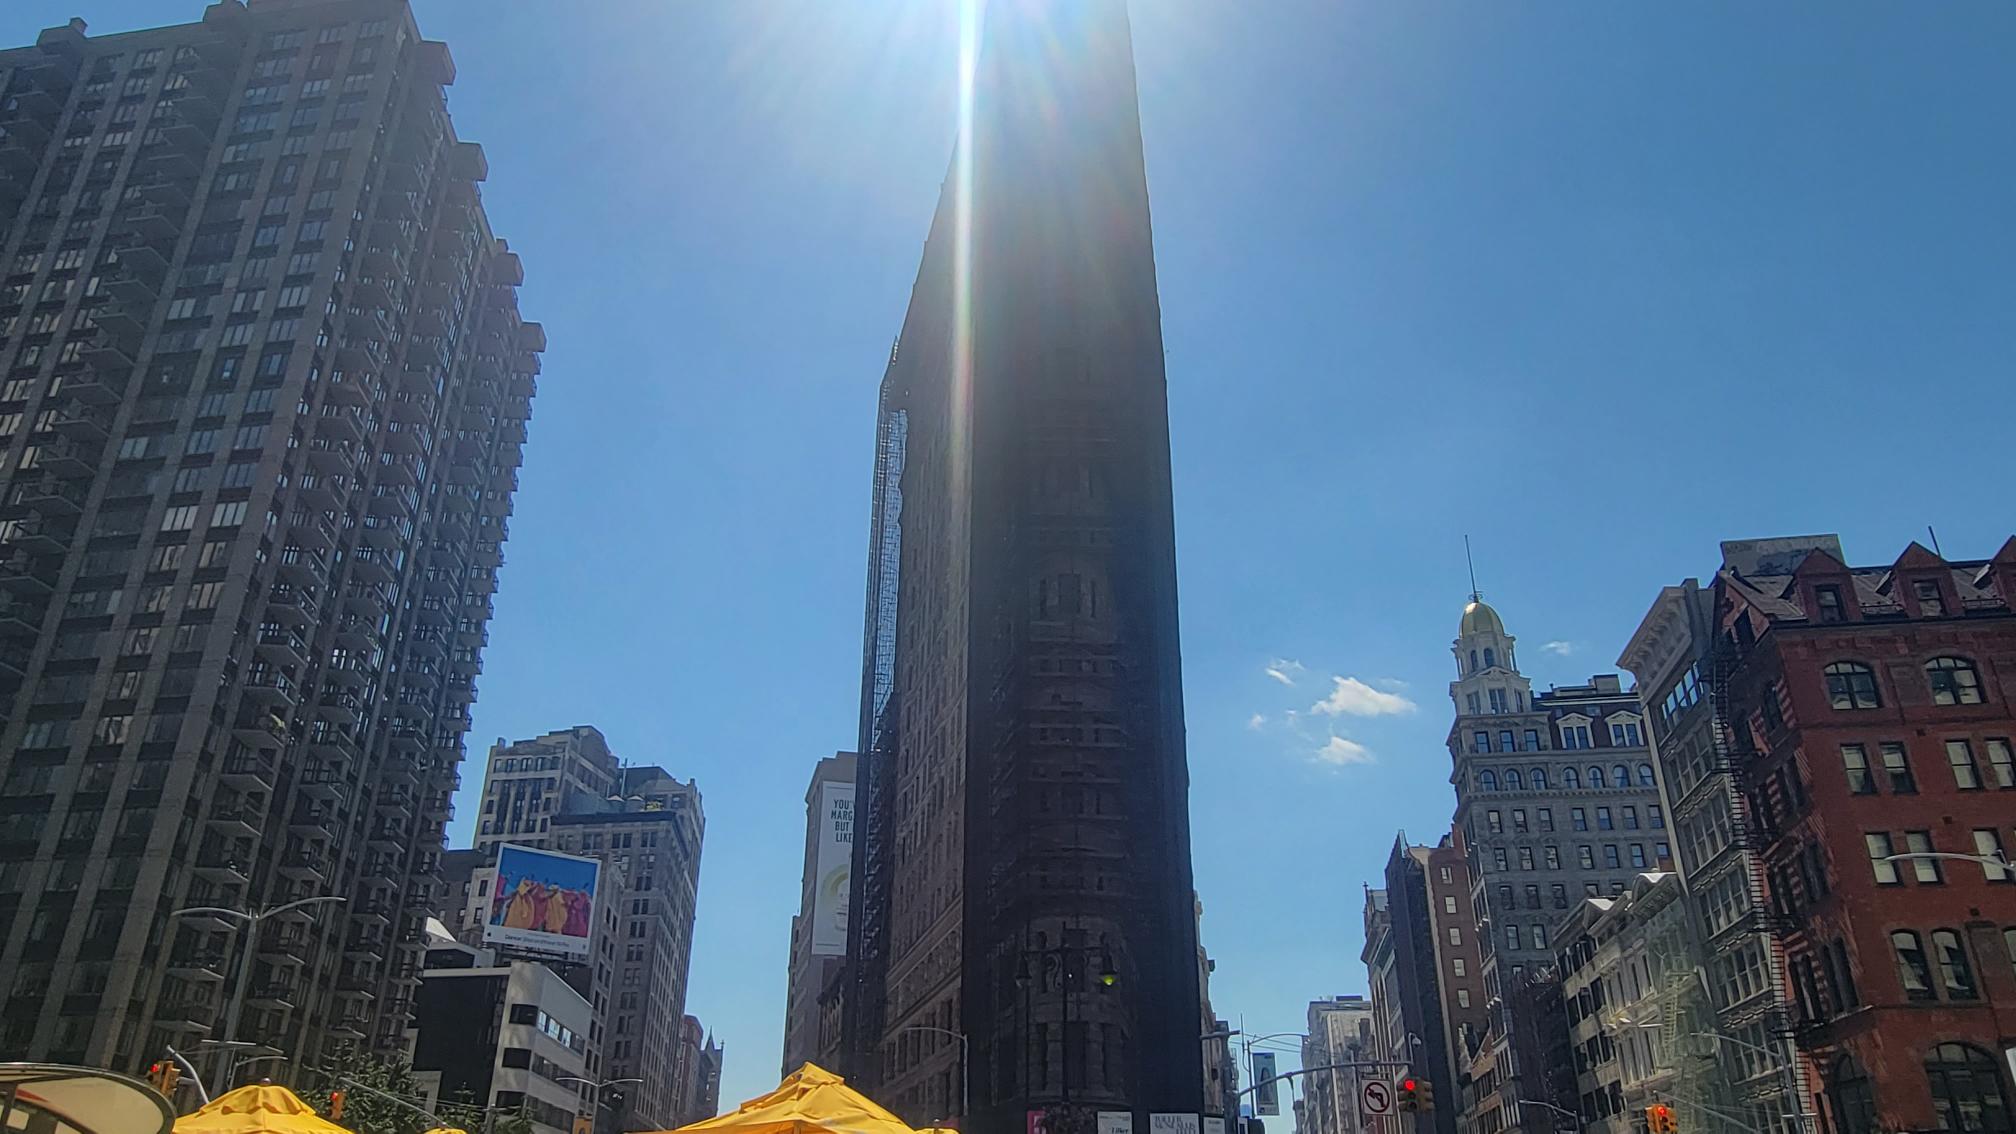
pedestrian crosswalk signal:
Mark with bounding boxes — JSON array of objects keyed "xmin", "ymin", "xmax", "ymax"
[
  {"xmin": 1646, "ymin": 1104, "xmax": 1677, "ymax": 1134},
  {"xmin": 1397, "ymin": 1078, "xmax": 1420, "ymax": 1113}
]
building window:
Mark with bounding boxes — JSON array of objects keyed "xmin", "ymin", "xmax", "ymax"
[
  {"xmin": 1831, "ymin": 1055, "xmax": 1876, "ymax": 1134},
  {"xmin": 1572, "ymin": 808, "xmax": 1588, "ymax": 832},
  {"xmin": 1452, "ymin": 958, "xmax": 1466, "ymax": 977},
  {"xmin": 1489, "ymin": 689, "xmax": 1508, "ymax": 714},
  {"xmin": 1505, "ymin": 925, "xmax": 1520, "ymax": 950},
  {"xmin": 1893, "ymin": 931, "xmax": 1935, "ymax": 1001},
  {"xmin": 1866, "ymin": 833, "xmax": 1899, "ymax": 884},
  {"xmin": 1551, "ymin": 884, "xmax": 1567, "ymax": 908},
  {"xmin": 1478, "ymin": 769, "xmax": 1497, "ymax": 791},
  {"xmin": 1636, "ymin": 762, "xmax": 1655, "ymax": 786},
  {"xmin": 1501, "ymin": 731, "xmax": 1518, "ymax": 754},
  {"xmin": 1443, "ymin": 896, "xmax": 1457, "ymax": 914},
  {"xmin": 1544, "ymin": 846, "xmax": 1560, "ymax": 869},
  {"xmin": 1526, "ymin": 731, "xmax": 1542, "ymax": 754},
  {"xmin": 1841, "ymin": 745, "xmax": 1875, "ymax": 794},
  {"xmin": 1587, "ymin": 765, "xmax": 1605, "ymax": 788},
  {"xmin": 1538, "ymin": 808, "xmax": 1554, "ymax": 833},
  {"xmin": 1649, "ymin": 805, "xmax": 1664, "ymax": 829},
  {"xmin": 1905, "ymin": 831, "xmax": 1941, "ymax": 883},
  {"xmin": 1493, "ymin": 848, "xmax": 1508, "ymax": 872},
  {"xmin": 1447, "ymin": 927, "xmax": 1460, "ymax": 947},
  {"xmin": 1488, "ymin": 810, "xmax": 1503, "ymax": 835},
  {"xmin": 1825, "ymin": 662, "xmax": 1881, "ymax": 710},
  {"xmin": 1815, "ymin": 585, "xmax": 1847, "ymax": 624},
  {"xmin": 1882, "ymin": 743, "xmax": 1918, "ymax": 793},
  {"xmin": 1476, "ymin": 731, "xmax": 1492, "ymax": 754},
  {"xmin": 1931, "ymin": 930, "xmax": 1977, "ymax": 1000},
  {"xmin": 1987, "ymin": 740, "xmax": 2015, "ymax": 789},
  {"xmin": 1457, "ymin": 990, "xmax": 1471, "ymax": 1008},
  {"xmin": 1578, "ymin": 846, "xmax": 1595, "ymax": 870},
  {"xmin": 1506, "ymin": 768, "xmax": 1524, "ymax": 790},
  {"xmin": 1597, "ymin": 808, "xmax": 1613, "ymax": 831},
  {"xmin": 1974, "ymin": 831, "xmax": 2012, "ymax": 882},
  {"xmin": 1947, "ymin": 741, "xmax": 1983, "ymax": 791},
  {"xmin": 1913, "ymin": 579, "xmax": 1948, "ymax": 617},
  {"xmin": 1926, "ymin": 658, "xmax": 1984, "ymax": 706},
  {"xmin": 1924, "ymin": 1044, "xmax": 2016, "ymax": 1134},
  {"xmin": 1603, "ymin": 845, "xmax": 1621, "ymax": 868},
  {"xmin": 1563, "ymin": 767, "xmax": 1579, "ymax": 789}
]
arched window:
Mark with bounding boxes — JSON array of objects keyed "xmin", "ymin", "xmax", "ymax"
[
  {"xmin": 1506, "ymin": 768, "xmax": 1524, "ymax": 790},
  {"xmin": 1927, "ymin": 658, "xmax": 1985, "ymax": 706},
  {"xmin": 1613, "ymin": 764, "xmax": 1630, "ymax": 789},
  {"xmin": 1932, "ymin": 929, "xmax": 1978, "ymax": 1000},
  {"xmin": 1825, "ymin": 662, "xmax": 1882, "ymax": 710},
  {"xmin": 1484, "ymin": 648, "xmax": 1497, "ymax": 669},
  {"xmin": 1588, "ymin": 766, "xmax": 1606, "ymax": 788},
  {"xmin": 1831, "ymin": 1055, "xmax": 1877, "ymax": 1134},
  {"xmin": 1470, "ymin": 649, "xmax": 1479, "ymax": 673},
  {"xmin": 1925, "ymin": 1043, "xmax": 2014, "ymax": 1134},
  {"xmin": 1531, "ymin": 767, "xmax": 1549, "ymax": 790},
  {"xmin": 1636, "ymin": 763, "xmax": 1656, "ymax": 787},
  {"xmin": 1479, "ymin": 770, "xmax": 1498, "ymax": 791},
  {"xmin": 1563, "ymin": 767, "xmax": 1580, "ymax": 789}
]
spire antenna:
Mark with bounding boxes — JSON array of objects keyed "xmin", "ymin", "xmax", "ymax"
[{"xmin": 1464, "ymin": 535, "xmax": 1481, "ymax": 602}]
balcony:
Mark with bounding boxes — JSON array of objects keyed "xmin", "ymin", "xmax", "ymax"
[
  {"xmin": 245, "ymin": 979, "xmax": 296, "ymax": 1011},
  {"xmin": 288, "ymin": 807, "xmax": 339, "ymax": 841},
  {"xmin": 257, "ymin": 928, "xmax": 314, "ymax": 965},
  {"xmin": 166, "ymin": 949, "xmax": 228, "ymax": 982},
  {"xmin": 0, "ymin": 552, "xmax": 60, "ymax": 596},
  {"xmin": 192, "ymin": 849, "xmax": 250, "ymax": 886},
  {"xmin": 0, "ymin": 597, "xmax": 43, "ymax": 637},
  {"xmin": 242, "ymin": 670, "xmax": 300, "ymax": 709},
  {"xmin": 220, "ymin": 751, "xmax": 276, "ymax": 791},
  {"xmin": 263, "ymin": 584, "xmax": 321, "ymax": 626},
  {"xmin": 29, "ymin": 434, "xmax": 97, "ymax": 478},
  {"xmin": 56, "ymin": 360, "xmax": 130, "ymax": 406},
  {"xmin": 317, "ymin": 691, "xmax": 365, "ymax": 726},
  {"xmin": 313, "ymin": 407, "xmax": 363, "ymax": 447},
  {"xmin": 0, "ymin": 514, "xmax": 68, "ymax": 556},
  {"xmin": 47, "ymin": 400, "xmax": 111, "ymax": 442},
  {"xmin": 323, "ymin": 654, "xmax": 374, "ymax": 689},
  {"xmin": 296, "ymin": 764, "xmax": 347, "ymax": 803},
  {"xmin": 255, "ymin": 625, "xmax": 309, "ymax": 669},
  {"xmin": 287, "ymin": 512, "xmax": 339, "ymax": 554},
  {"xmin": 9, "ymin": 479, "xmax": 74, "ymax": 529},
  {"xmin": 295, "ymin": 471, "xmax": 351, "ymax": 514},
  {"xmin": 204, "ymin": 804, "xmax": 264, "ymax": 840},
  {"xmin": 275, "ymin": 845, "xmax": 327, "ymax": 884}
]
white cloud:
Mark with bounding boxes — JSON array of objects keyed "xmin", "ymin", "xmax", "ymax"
[
  {"xmin": 1311, "ymin": 676, "xmax": 1417, "ymax": 717},
  {"xmin": 1247, "ymin": 713, "xmax": 1266, "ymax": 731},
  {"xmin": 1542, "ymin": 641, "xmax": 1577, "ymax": 657},
  {"xmin": 1264, "ymin": 658, "xmax": 1305, "ymax": 687},
  {"xmin": 1315, "ymin": 736, "xmax": 1375, "ymax": 766},
  {"xmin": 1376, "ymin": 677, "xmax": 1410, "ymax": 691}
]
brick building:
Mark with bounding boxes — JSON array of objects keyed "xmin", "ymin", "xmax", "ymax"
[{"xmin": 1716, "ymin": 537, "xmax": 2016, "ymax": 1134}]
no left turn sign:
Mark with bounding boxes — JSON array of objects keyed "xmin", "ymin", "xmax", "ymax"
[{"xmin": 1360, "ymin": 1080, "xmax": 1393, "ymax": 1117}]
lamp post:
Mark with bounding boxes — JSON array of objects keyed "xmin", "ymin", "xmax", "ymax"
[
  {"xmin": 557, "ymin": 1077, "xmax": 643, "ymax": 1134},
  {"xmin": 1881, "ymin": 850, "xmax": 2014, "ymax": 878},
  {"xmin": 1017, "ymin": 944, "xmax": 1118, "ymax": 1106},
  {"xmin": 170, "ymin": 895, "xmax": 346, "ymax": 1095},
  {"xmin": 889, "ymin": 1027, "xmax": 968, "ymax": 1123},
  {"xmin": 1613, "ymin": 1016, "xmax": 1807, "ymax": 1133},
  {"xmin": 1516, "ymin": 1097, "xmax": 1581, "ymax": 1133}
]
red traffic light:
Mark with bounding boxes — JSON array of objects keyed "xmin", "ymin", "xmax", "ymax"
[{"xmin": 1401, "ymin": 1079, "xmax": 1417, "ymax": 1091}]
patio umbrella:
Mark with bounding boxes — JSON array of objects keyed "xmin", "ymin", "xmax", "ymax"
[
  {"xmin": 650, "ymin": 1064, "xmax": 920, "ymax": 1134},
  {"xmin": 174, "ymin": 1085, "xmax": 352, "ymax": 1134}
]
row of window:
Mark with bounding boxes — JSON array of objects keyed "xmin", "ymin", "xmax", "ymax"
[
  {"xmin": 1467, "ymin": 722, "xmax": 1644, "ymax": 754},
  {"xmin": 1841, "ymin": 738, "xmax": 2014, "ymax": 794},
  {"xmin": 1475, "ymin": 763, "xmax": 1657, "ymax": 791},
  {"xmin": 1823, "ymin": 656, "xmax": 1985, "ymax": 710},
  {"xmin": 1483, "ymin": 842, "xmax": 1668, "ymax": 872},
  {"xmin": 1485, "ymin": 804, "xmax": 1666, "ymax": 834},
  {"xmin": 1866, "ymin": 828, "xmax": 2013, "ymax": 885}
]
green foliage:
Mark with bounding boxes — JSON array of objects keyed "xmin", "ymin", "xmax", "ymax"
[{"xmin": 303, "ymin": 1049, "xmax": 537, "ymax": 1134}]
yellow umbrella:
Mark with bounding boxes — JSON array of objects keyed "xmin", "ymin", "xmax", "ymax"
[
  {"xmin": 174, "ymin": 1085, "xmax": 352, "ymax": 1134},
  {"xmin": 648, "ymin": 1064, "xmax": 919, "ymax": 1134}
]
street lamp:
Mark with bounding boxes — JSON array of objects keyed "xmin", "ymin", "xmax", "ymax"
[
  {"xmin": 1611, "ymin": 1015, "xmax": 1808, "ymax": 1133},
  {"xmin": 1881, "ymin": 850, "xmax": 2014, "ymax": 879},
  {"xmin": 1516, "ymin": 1098, "xmax": 1581, "ymax": 1133},
  {"xmin": 558, "ymin": 1076, "xmax": 643, "ymax": 1132},
  {"xmin": 170, "ymin": 895, "xmax": 346, "ymax": 1095},
  {"xmin": 888, "ymin": 1027, "xmax": 968, "ymax": 1122}
]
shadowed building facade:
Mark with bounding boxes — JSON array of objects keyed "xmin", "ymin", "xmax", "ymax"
[{"xmin": 843, "ymin": 2, "xmax": 1203, "ymax": 1131}]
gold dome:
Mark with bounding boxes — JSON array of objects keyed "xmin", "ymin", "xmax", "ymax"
[{"xmin": 1460, "ymin": 598, "xmax": 1505, "ymax": 637}]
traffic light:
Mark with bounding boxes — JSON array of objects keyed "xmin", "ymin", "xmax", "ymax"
[
  {"xmin": 148, "ymin": 1061, "xmax": 179, "ymax": 1096},
  {"xmin": 328, "ymin": 1090, "xmax": 346, "ymax": 1121},
  {"xmin": 1645, "ymin": 1104, "xmax": 1677, "ymax": 1134},
  {"xmin": 1417, "ymin": 1079, "xmax": 1436, "ymax": 1113},
  {"xmin": 1397, "ymin": 1078, "xmax": 1419, "ymax": 1113}
]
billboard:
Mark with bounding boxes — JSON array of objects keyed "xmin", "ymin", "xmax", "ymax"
[
  {"xmin": 1252, "ymin": 1053, "xmax": 1279, "ymax": 1116},
  {"xmin": 485, "ymin": 843, "xmax": 600, "ymax": 957},
  {"xmin": 810, "ymin": 781, "xmax": 855, "ymax": 956}
]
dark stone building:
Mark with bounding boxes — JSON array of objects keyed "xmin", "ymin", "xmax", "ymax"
[
  {"xmin": 0, "ymin": 0, "xmax": 535, "ymax": 1074},
  {"xmin": 843, "ymin": 2, "xmax": 1202, "ymax": 1130}
]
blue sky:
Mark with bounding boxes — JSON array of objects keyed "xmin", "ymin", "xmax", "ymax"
[{"xmin": 11, "ymin": 0, "xmax": 2016, "ymax": 1117}]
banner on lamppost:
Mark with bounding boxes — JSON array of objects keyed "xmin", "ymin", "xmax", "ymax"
[
  {"xmin": 1252, "ymin": 1052, "xmax": 1279, "ymax": 1116},
  {"xmin": 810, "ymin": 782, "xmax": 855, "ymax": 956}
]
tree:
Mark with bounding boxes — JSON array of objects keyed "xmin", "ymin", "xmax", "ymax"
[{"xmin": 305, "ymin": 1049, "xmax": 434, "ymax": 1134}]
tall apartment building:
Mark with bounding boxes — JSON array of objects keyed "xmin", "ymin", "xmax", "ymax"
[
  {"xmin": 669, "ymin": 1013, "xmax": 723, "ymax": 1127},
  {"xmin": 1300, "ymin": 996, "xmax": 1377, "ymax": 1134},
  {"xmin": 412, "ymin": 929, "xmax": 593, "ymax": 1134},
  {"xmin": 547, "ymin": 765, "xmax": 705, "ymax": 1131},
  {"xmin": 473, "ymin": 725, "xmax": 621, "ymax": 854},
  {"xmin": 781, "ymin": 751, "xmax": 856, "ymax": 1076},
  {"xmin": 0, "ymin": 0, "xmax": 536, "ymax": 1073},
  {"xmin": 843, "ymin": 2, "xmax": 1204, "ymax": 1130},
  {"xmin": 1703, "ymin": 536, "xmax": 2016, "ymax": 1134},
  {"xmin": 1446, "ymin": 596, "xmax": 1664, "ymax": 1134}
]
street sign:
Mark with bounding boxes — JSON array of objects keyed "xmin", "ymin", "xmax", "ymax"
[{"xmin": 1360, "ymin": 1080, "xmax": 1394, "ymax": 1118}]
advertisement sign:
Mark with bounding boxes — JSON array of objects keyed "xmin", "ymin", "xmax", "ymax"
[
  {"xmin": 810, "ymin": 782, "xmax": 855, "ymax": 956},
  {"xmin": 1252, "ymin": 1052, "xmax": 1279, "ymax": 1116},
  {"xmin": 484, "ymin": 843, "xmax": 600, "ymax": 957},
  {"xmin": 1149, "ymin": 1116, "xmax": 1199, "ymax": 1134},
  {"xmin": 1202, "ymin": 1118, "xmax": 1224, "ymax": 1134},
  {"xmin": 1028, "ymin": 1110, "xmax": 1049, "ymax": 1134},
  {"xmin": 1099, "ymin": 1114, "xmax": 1134, "ymax": 1134}
]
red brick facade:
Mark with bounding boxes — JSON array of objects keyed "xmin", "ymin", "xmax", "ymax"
[{"xmin": 1720, "ymin": 539, "xmax": 2016, "ymax": 1134}]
